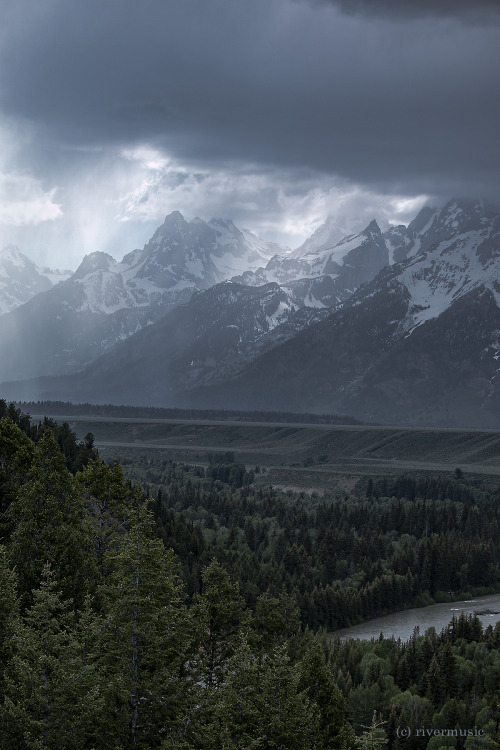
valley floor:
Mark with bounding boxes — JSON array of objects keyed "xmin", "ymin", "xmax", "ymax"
[{"xmin": 31, "ymin": 413, "xmax": 500, "ymax": 492}]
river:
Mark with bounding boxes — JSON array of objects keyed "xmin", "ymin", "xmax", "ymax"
[{"xmin": 330, "ymin": 593, "xmax": 500, "ymax": 642}]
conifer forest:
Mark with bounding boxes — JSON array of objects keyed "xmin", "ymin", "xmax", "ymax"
[{"xmin": 1, "ymin": 402, "xmax": 499, "ymax": 748}]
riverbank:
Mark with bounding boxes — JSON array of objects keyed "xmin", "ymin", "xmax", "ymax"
[{"xmin": 330, "ymin": 592, "xmax": 500, "ymax": 642}]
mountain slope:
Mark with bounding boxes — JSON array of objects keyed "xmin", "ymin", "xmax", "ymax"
[
  {"xmin": 179, "ymin": 200, "xmax": 500, "ymax": 426},
  {"xmin": 0, "ymin": 245, "xmax": 71, "ymax": 316},
  {"xmin": 179, "ymin": 285, "xmax": 500, "ymax": 428},
  {"xmin": 0, "ymin": 213, "xmax": 284, "ymax": 381},
  {"xmin": 1, "ymin": 281, "xmax": 310, "ymax": 404},
  {"xmin": 180, "ymin": 280, "xmax": 413, "ymax": 414},
  {"xmin": 232, "ymin": 219, "xmax": 391, "ymax": 306},
  {"xmin": 341, "ymin": 286, "xmax": 500, "ymax": 427}
]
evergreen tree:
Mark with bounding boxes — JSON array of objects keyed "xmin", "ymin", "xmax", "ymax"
[
  {"xmin": 354, "ymin": 712, "xmax": 387, "ymax": 750},
  {"xmin": 298, "ymin": 635, "xmax": 353, "ymax": 750},
  {"xmin": 426, "ymin": 655, "xmax": 445, "ymax": 707},
  {"xmin": 0, "ymin": 545, "xmax": 19, "ymax": 701},
  {"xmin": 77, "ymin": 458, "xmax": 138, "ymax": 581},
  {"xmin": 194, "ymin": 635, "xmax": 263, "ymax": 749},
  {"xmin": 438, "ymin": 641, "xmax": 457, "ymax": 698},
  {"xmin": 0, "ymin": 565, "xmax": 102, "ymax": 750},
  {"xmin": 7, "ymin": 429, "xmax": 96, "ymax": 609},
  {"xmin": 257, "ymin": 642, "xmax": 321, "ymax": 749},
  {"xmin": 96, "ymin": 503, "xmax": 190, "ymax": 749},
  {"xmin": 252, "ymin": 588, "xmax": 301, "ymax": 653},
  {"xmin": 192, "ymin": 559, "xmax": 245, "ymax": 689},
  {"xmin": 0, "ymin": 416, "xmax": 34, "ymax": 539}
]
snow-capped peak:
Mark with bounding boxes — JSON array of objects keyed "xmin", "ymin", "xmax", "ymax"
[
  {"xmin": 46, "ymin": 212, "xmax": 289, "ymax": 319},
  {"xmin": 0, "ymin": 245, "xmax": 72, "ymax": 316},
  {"xmin": 73, "ymin": 251, "xmax": 119, "ymax": 279},
  {"xmin": 358, "ymin": 199, "xmax": 500, "ymax": 336},
  {"xmin": 291, "ymin": 213, "xmax": 366, "ymax": 260},
  {"xmin": 0, "ymin": 244, "xmax": 35, "ymax": 271}
]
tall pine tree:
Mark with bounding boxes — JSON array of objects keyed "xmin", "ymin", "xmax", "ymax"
[
  {"xmin": 0, "ymin": 564, "xmax": 102, "ymax": 750},
  {"xmin": 8, "ymin": 429, "xmax": 96, "ymax": 609},
  {"xmin": 96, "ymin": 503, "xmax": 191, "ymax": 748}
]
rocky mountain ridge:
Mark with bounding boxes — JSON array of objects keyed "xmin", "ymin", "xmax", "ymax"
[
  {"xmin": 0, "ymin": 213, "xmax": 284, "ymax": 381},
  {"xmin": 1, "ymin": 198, "xmax": 499, "ymax": 427}
]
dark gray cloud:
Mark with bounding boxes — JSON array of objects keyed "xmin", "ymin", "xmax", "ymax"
[
  {"xmin": 0, "ymin": 0, "xmax": 499, "ymax": 237},
  {"xmin": 307, "ymin": 0, "xmax": 500, "ymax": 21}
]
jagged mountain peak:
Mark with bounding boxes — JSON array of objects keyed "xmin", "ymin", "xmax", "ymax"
[
  {"xmin": 436, "ymin": 198, "xmax": 488, "ymax": 232},
  {"xmin": 137, "ymin": 211, "xmax": 279, "ymax": 285},
  {"xmin": 2, "ymin": 197, "xmax": 500, "ymax": 428},
  {"xmin": 145, "ymin": 211, "xmax": 194, "ymax": 248},
  {"xmin": 292, "ymin": 213, "xmax": 365, "ymax": 259},
  {"xmin": 209, "ymin": 217, "xmax": 236, "ymax": 229},
  {"xmin": 0, "ymin": 245, "xmax": 72, "ymax": 284},
  {"xmin": 347, "ymin": 199, "xmax": 500, "ymax": 339},
  {"xmin": 0, "ymin": 244, "xmax": 35, "ymax": 267},
  {"xmin": 208, "ymin": 218, "xmax": 245, "ymax": 248},
  {"xmin": 73, "ymin": 251, "xmax": 119, "ymax": 279},
  {"xmin": 364, "ymin": 219, "xmax": 382, "ymax": 235},
  {"xmin": 150, "ymin": 211, "xmax": 195, "ymax": 243},
  {"xmin": 0, "ymin": 244, "xmax": 74, "ymax": 316},
  {"xmin": 231, "ymin": 216, "xmax": 390, "ymax": 305},
  {"xmin": 290, "ymin": 216, "xmax": 382, "ymax": 264},
  {"xmin": 0, "ymin": 209, "xmax": 289, "ymax": 379},
  {"xmin": 414, "ymin": 198, "xmax": 498, "ymax": 240},
  {"xmin": 406, "ymin": 205, "xmax": 439, "ymax": 236},
  {"xmin": 163, "ymin": 209, "xmax": 185, "ymax": 224},
  {"xmin": 120, "ymin": 246, "xmax": 143, "ymax": 266}
]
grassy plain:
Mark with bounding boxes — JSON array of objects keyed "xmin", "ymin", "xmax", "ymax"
[{"xmin": 31, "ymin": 413, "xmax": 500, "ymax": 493}]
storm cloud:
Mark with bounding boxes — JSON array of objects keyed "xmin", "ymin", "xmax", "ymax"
[
  {"xmin": 308, "ymin": 0, "xmax": 500, "ymax": 21},
  {"xmin": 0, "ymin": 0, "xmax": 498, "ymax": 264}
]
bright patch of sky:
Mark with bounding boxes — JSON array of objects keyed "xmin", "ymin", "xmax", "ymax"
[
  {"xmin": 0, "ymin": 120, "xmax": 61, "ymax": 227},
  {"xmin": 0, "ymin": 139, "xmax": 433, "ymax": 270},
  {"xmin": 115, "ymin": 144, "xmax": 431, "ymax": 251},
  {"xmin": 0, "ymin": 172, "xmax": 62, "ymax": 226}
]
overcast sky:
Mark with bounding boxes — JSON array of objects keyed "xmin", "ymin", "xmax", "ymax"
[{"xmin": 0, "ymin": 0, "xmax": 499, "ymax": 269}]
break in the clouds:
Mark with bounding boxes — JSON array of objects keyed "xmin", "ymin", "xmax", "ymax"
[
  {"xmin": 118, "ymin": 146, "xmax": 429, "ymax": 244},
  {"xmin": 0, "ymin": 0, "xmax": 498, "ymax": 265},
  {"xmin": 0, "ymin": 172, "xmax": 61, "ymax": 227}
]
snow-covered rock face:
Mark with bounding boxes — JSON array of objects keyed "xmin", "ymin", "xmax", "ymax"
[
  {"xmin": 236, "ymin": 216, "xmax": 402, "ymax": 292},
  {"xmin": 291, "ymin": 213, "xmax": 365, "ymax": 259},
  {"xmin": 232, "ymin": 199, "xmax": 500, "ymax": 314},
  {"xmin": 0, "ymin": 213, "xmax": 288, "ymax": 381},
  {"xmin": 65, "ymin": 211, "xmax": 283, "ymax": 317},
  {"xmin": 208, "ymin": 218, "xmax": 284, "ymax": 275},
  {"xmin": 0, "ymin": 245, "xmax": 71, "ymax": 316},
  {"xmin": 232, "ymin": 218, "xmax": 390, "ymax": 305},
  {"xmin": 1, "ymin": 198, "xmax": 499, "ymax": 396},
  {"xmin": 364, "ymin": 199, "xmax": 500, "ymax": 336}
]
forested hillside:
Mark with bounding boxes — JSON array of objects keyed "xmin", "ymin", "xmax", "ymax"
[
  {"xmin": 15, "ymin": 399, "xmax": 367, "ymax": 424},
  {"xmin": 0, "ymin": 404, "xmax": 499, "ymax": 748},
  {"xmin": 149, "ymin": 465, "xmax": 500, "ymax": 631}
]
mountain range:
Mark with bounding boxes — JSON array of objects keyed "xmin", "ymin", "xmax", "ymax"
[
  {"xmin": 1, "ymin": 198, "xmax": 499, "ymax": 428},
  {"xmin": 0, "ymin": 213, "xmax": 282, "ymax": 380}
]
